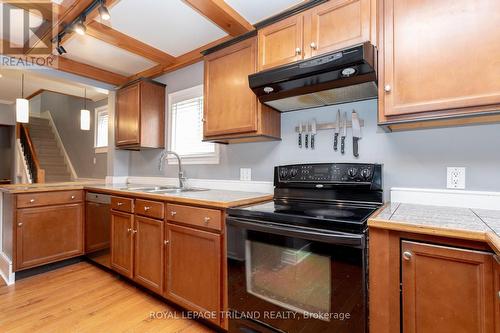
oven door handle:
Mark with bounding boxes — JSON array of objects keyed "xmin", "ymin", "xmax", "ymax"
[{"xmin": 227, "ymin": 217, "xmax": 365, "ymax": 247}]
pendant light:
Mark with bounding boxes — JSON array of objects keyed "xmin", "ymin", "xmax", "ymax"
[
  {"xmin": 16, "ymin": 74, "xmax": 29, "ymax": 123},
  {"xmin": 80, "ymin": 88, "xmax": 90, "ymax": 131}
]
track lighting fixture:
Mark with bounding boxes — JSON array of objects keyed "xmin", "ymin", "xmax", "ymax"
[
  {"xmin": 56, "ymin": 37, "xmax": 67, "ymax": 55},
  {"xmin": 98, "ymin": 0, "xmax": 111, "ymax": 21},
  {"xmin": 74, "ymin": 19, "xmax": 87, "ymax": 35}
]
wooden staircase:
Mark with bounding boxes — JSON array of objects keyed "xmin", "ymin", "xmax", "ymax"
[{"xmin": 27, "ymin": 117, "xmax": 72, "ymax": 183}]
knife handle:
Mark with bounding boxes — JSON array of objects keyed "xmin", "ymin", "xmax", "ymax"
[
  {"xmin": 305, "ymin": 134, "xmax": 309, "ymax": 149},
  {"xmin": 341, "ymin": 136, "xmax": 345, "ymax": 154},
  {"xmin": 298, "ymin": 133, "xmax": 302, "ymax": 148},
  {"xmin": 311, "ymin": 135, "xmax": 315, "ymax": 149},
  {"xmin": 353, "ymin": 137, "xmax": 359, "ymax": 158},
  {"xmin": 334, "ymin": 133, "xmax": 339, "ymax": 151}
]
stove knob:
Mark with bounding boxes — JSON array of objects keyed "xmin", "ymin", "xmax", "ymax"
[
  {"xmin": 290, "ymin": 168, "xmax": 298, "ymax": 177},
  {"xmin": 361, "ymin": 168, "xmax": 371, "ymax": 180},
  {"xmin": 280, "ymin": 168, "xmax": 289, "ymax": 179},
  {"xmin": 347, "ymin": 168, "xmax": 357, "ymax": 178}
]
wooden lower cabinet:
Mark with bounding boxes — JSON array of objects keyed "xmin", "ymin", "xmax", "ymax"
[
  {"xmin": 165, "ymin": 223, "xmax": 221, "ymax": 326},
  {"xmin": 16, "ymin": 203, "xmax": 83, "ymax": 270},
  {"xmin": 110, "ymin": 210, "xmax": 134, "ymax": 278},
  {"xmin": 134, "ymin": 216, "xmax": 164, "ymax": 294}
]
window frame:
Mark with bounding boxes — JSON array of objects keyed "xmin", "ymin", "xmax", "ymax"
[
  {"xmin": 94, "ymin": 105, "xmax": 108, "ymax": 154},
  {"xmin": 167, "ymin": 85, "xmax": 219, "ymax": 165}
]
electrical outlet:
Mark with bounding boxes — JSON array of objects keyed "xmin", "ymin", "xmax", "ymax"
[
  {"xmin": 447, "ymin": 167, "xmax": 466, "ymax": 189},
  {"xmin": 240, "ymin": 168, "xmax": 252, "ymax": 181}
]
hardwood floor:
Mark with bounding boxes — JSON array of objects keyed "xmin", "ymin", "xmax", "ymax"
[{"xmin": 0, "ymin": 262, "xmax": 215, "ymax": 333}]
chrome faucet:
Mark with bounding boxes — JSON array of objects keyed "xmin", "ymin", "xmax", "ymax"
[{"xmin": 159, "ymin": 150, "xmax": 186, "ymax": 189}]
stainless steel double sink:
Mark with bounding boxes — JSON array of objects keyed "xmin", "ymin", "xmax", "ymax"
[{"xmin": 120, "ymin": 186, "xmax": 209, "ymax": 194}]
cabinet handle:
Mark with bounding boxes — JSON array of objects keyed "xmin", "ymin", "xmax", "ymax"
[
  {"xmin": 132, "ymin": 230, "xmax": 137, "ymax": 234},
  {"xmin": 498, "ymin": 291, "xmax": 500, "ymax": 301},
  {"xmin": 170, "ymin": 211, "xmax": 177, "ymax": 217},
  {"xmin": 127, "ymin": 228, "xmax": 132, "ymax": 233},
  {"xmin": 71, "ymin": 195, "xmax": 75, "ymax": 200},
  {"xmin": 164, "ymin": 240, "xmax": 169, "ymax": 245},
  {"xmin": 310, "ymin": 42, "xmax": 317, "ymax": 50},
  {"xmin": 117, "ymin": 202, "xmax": 124, "ymax": 206},
  {"xmin": 295, "ymin": 47, "xmax": 301, "ymax": 55},
  {"xmin": 29, "ymin": 199, "xmax": 35, "ymax": 203},
  {"xmin": 202, "ymin": 118, "xmax": 206, "ymax": 123},
  {"xmin": 18, "ymin": 222, "xmax": 23, "ymax": 227},
  {"xmin": 144, "ymin": 206, "xmax": 151, "ymax": 211},
  {"xmin": 402, "ymin": 251, "xmax": 412, "ymax": 261},
  {"xmin": 204, "ymin": 217, "xmax": 211, "ymax": 225},
  {"xmin": 384, "ymin": 84, "xmax": 392, "ymax": 92}
]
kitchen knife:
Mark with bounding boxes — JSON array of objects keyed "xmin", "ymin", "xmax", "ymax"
[
  {"xmin": 311, "ymin": 120, "xmax": 317, "ymax": 149},
  {"xmin": 334, "ymin": 110, "xmax": 340, "ymax": 151},
  {"xmin": 305, "ymin": 122, "xmax": 309, "ymax": 149},
  {"xmin": 352, "ymin": 111, "xmax": 362, "ymax": 158},
  {"xmin": 298, "ymin": 122, "xmax": 303, "ymax": 148},
  {"xmin": 340, "ymin": 112, "xmax": 347, "ymax": 154}
]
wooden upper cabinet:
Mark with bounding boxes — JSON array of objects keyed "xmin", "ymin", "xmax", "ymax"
[
  {"xmin": 379, "ymin": 0, "xmax": 500, "ymax": 119},
  {"xmin": 115, "ymin": 79, "xmax": 165, "ymax": 149},
  {"xmin": 308, "ymin": 0, "xmax": 372, "ymax": 57},
  {"xmin": 110, "ymin": 210, "xmax": 134, "ymax": 278},
  {"xmin": 133, "ymin": 216, "xmax": 164, "ymax": 294},
  {"xmin": 203, "ymin": 37, "xmax": 281, "ymax": 143},
  {"xmin": 165, "ymin": 223, "xmax": 221, "ymax": 325},
  {"xmin": 401, "ymin": 241, "xmax": 495, "ymax": 333},
  {"xmin": 258, "ymin": 14, "xmax": 304, "ymax": 71}
]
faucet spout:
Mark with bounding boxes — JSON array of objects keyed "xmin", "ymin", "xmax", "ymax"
[{"xmin": 159, "ymin": 150, "xmax": 186, "ymax": 189}]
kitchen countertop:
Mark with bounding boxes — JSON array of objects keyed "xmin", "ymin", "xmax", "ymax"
[
  {"xmin": 0, "ymin": 182, "xmax": 273, "ymax": 209},
  {"xmin": 369, "ymin": 202, "xmax": 500, "ymax": 254}
]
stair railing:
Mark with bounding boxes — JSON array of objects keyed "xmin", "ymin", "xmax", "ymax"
[{"xmin": 17, "ymin": 124, "xmax": 45, "ymax": 183}]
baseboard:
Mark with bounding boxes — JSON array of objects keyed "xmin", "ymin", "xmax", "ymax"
[
  {"xmin": 0, "ymin": 252, "xmax": 15, "ymax": 285},
  {"xmin": 391, "ymin": 187, "xmax": 500, "ymax": 210}
]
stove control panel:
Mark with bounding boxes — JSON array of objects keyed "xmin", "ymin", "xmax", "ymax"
[{"xmin": 276, "ymin": 163, "xmax": 382, "ymax": 188}]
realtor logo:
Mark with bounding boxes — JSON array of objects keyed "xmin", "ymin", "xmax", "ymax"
[{"xmin": 1, "ymin": 1, "xmax": 54, "ymax": 55}]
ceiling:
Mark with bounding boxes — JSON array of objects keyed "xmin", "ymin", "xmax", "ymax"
[
  {"xmin": 2, "ymin": 0, "xmax": 304, "ymax": 85},
  {"xmin": 0, "ymin": 68, "xmax": 108, "ymax": 104}
]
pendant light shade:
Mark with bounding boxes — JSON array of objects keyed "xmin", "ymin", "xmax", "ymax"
[
  {"xmin": 16, "ymin": 74, "xmax": 29, "ymax": 123},
  {"xmin": 16, "ymin": 98, "xmax": 29, "ymax": 123},
  {"xmin": 80, "ymin": 88, "xmax": 90, "ymax": 130}
]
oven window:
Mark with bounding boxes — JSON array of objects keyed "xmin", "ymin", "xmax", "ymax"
[{"xmin": 245, "ymin": 237, "xmax": 331, "ymax": 317}]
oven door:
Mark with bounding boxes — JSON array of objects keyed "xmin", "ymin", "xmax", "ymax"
[{"xmin": 227, "ymin": 217, "xmax": 367, "ymax": 333}]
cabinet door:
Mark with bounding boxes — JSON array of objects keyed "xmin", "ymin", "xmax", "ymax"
[
  {"xmin": 258, "ymin": 14, "xmax": 304, "ymax": 70},
  {"xmin": 380, "ymin": 0, "xmax": 500, "ymax": 116},
  {"xmin": 16, "ymin": 204, "xmax": 83, "ymax": 270},
  {"xmin": 85, "ymin": 202, "xmax": 110, "ymax": 253},
  {"xmin": 133, "ymin": 216, "xmax": 164, "ymax": 294},
  {"xmin": 110, "ymin": 210, "xmax": 134, "ymax": 278},
  {"xmin": 401, "ymin": 241, "xmax": 494, "ymax": 333},
  {"xmin": 165, "ymin": 223, "xmax": 221, "ymax": 325},
  {"xmin": 116, "ymin": 83, "xmax": 140, "ymax": 146},
  {"xmin": 307, "ymin": 0, "xmax": 371, "ymax": 57},
  {"xmin": 204, "ymin": 38, "xmax": 258, "ymax": 137}
]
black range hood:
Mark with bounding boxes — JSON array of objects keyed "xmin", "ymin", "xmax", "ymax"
[{"xmin": 248, "ymin": 42, "xmax": 377, "ymax": 112}]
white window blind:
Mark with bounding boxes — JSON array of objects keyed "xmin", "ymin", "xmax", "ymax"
[
  {"xmin": 169, "ymin": 85, "xmax": 217, "ymax": 162},
  {"xmin": 95, "ymin": 108, "xmax": 108, "ymax": 148}
]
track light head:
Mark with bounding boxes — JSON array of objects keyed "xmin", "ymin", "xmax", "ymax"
[
  {"xmin": 74, "ymin": 20, "xmax": 86, "ymax": 35},
  {"xmin": 98, "ymin": 3, "xmax": 110, "ymax": 21},
  {"xmin": 56, "ymin": 44, "xmax": 67, "ymax": 55}
]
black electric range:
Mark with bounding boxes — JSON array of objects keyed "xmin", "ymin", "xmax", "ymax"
[{"xmin": 226, "ymin": 163, "xmax": 383, "ymax": 333}]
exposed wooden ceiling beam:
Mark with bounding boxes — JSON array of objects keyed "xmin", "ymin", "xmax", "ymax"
[
  {"xmin": 183, "ymin": 0, "xmax": 253, "ymax": 36},
  {"xmin": 84, "ymin": 21, "xmax": 176, "ymax": 65},
  {"xmin": 127, "ymin": 35, "xmax": 233, "ymax": 81}
]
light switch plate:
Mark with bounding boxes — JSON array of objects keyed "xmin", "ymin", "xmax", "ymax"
[
  {"xmin": 447, "ymin": 167, "xmax": 466, "ymax": 189},
  {"xmin": 240, "ymin": 168, "xmax": 252, "ymax": 181}
]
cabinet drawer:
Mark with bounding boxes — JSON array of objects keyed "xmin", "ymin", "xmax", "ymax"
[
  {"xmin": 17, "ymin": 190, "xmax": 83, "ymax": 208},
  {"xmin": 167, "ymin": 204, "xmax": 222, "ymax": 232},
  {"xmin": 111, "ymin": 196, "xmax": 134, "ymax": 213},
  {"xmin": 135, "ymin": 199, "xmax": 164, "ymax": 220}
]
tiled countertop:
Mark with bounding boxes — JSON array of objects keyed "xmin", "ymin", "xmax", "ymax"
[
  {"xmin": 370, "ymin": 203, "xmax": 500, "ymax": 254},
  {"xmin": 0, "ymin": 182, "xmax": 273, "ymax": 209}
]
